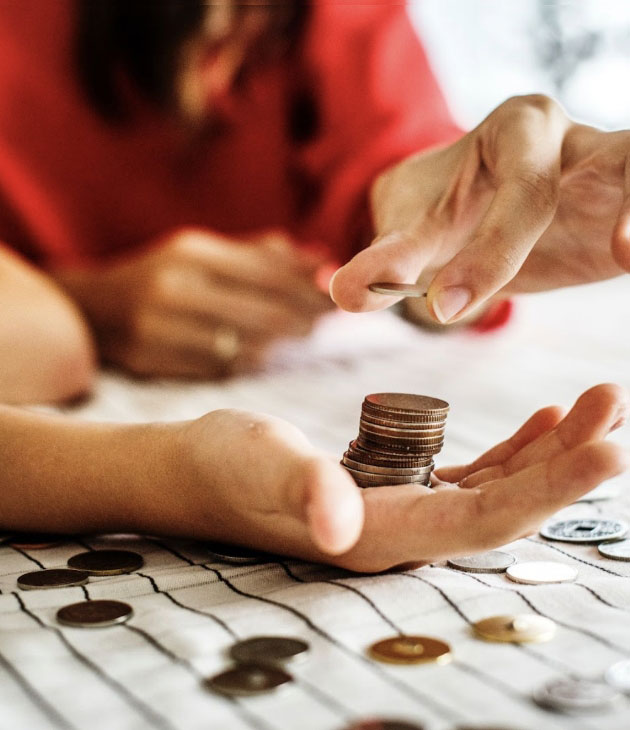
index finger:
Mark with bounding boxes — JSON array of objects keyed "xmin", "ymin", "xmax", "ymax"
[{"xmin": 427, "ymin": 96, "xmax": 567, "ymax": 323}]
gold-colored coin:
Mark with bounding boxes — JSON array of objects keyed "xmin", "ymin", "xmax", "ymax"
[
  {"xmin": 473, "ymin": 614, "xmax": 556, "ymax": 644},
  {"xmin": 368, "ymin": 635, "xmax": 452, "ymax": 665}
]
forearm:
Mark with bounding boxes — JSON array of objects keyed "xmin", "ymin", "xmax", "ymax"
[{"xmin": 0, "ymin": 406, "xmax": 181, "ymax": 535}]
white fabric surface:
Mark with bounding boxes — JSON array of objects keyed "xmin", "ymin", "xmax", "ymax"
[{"xmin": 3, "ymin": 278, "xmax": 630, "ymax": 730}]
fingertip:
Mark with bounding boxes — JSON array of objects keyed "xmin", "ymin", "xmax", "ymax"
[
  {"xmin": 573, "ymin": 383, "xmax": 630, "ymax": 433},
  {"xmin": 330, "ymin": 231, "xmax": 428, "ymax": 313},
  {"xmin": 550, "ymin": 440, "xmax": 630, "ymax": 495}
]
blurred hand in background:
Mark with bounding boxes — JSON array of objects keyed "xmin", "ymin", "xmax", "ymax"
[{"xmin": 54, "ymin": 229, "xmax": 334, "ymax": 379}]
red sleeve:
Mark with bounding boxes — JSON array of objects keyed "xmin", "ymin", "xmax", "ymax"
[{"xmin": 294, "ymin": 4, "xmax": 463, "ymax": 263}]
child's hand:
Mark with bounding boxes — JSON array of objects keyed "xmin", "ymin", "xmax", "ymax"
[{"xmin": 156, "ymin": 384, "xmax": 628, "ymax": 573}]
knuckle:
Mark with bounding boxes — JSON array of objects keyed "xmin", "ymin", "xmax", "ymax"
[
  {"xmin": 513, "ymin": 169, "xmax": 559, "ymax": 215},
  {"xmin": 501, "ymin": 93, "xmax": 557, "ymax": 116}
]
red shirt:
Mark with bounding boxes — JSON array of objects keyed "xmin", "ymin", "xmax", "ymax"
[{"xmin": 0, "ymin": 1, "xmax": 460, "ymax": 268}]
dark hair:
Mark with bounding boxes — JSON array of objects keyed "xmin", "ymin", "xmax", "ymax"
[{"xmin": 75, "ymin": 0, "xmax": 307, "ymax": 122}]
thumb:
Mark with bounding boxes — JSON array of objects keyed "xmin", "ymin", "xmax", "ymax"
[
  {"xmin": 329, "ymin": 230, "xmax": 437, "ymax": 312},
  {"xmin": 286, "ymin": 458, "xmax": 364, "ymax": 555}
]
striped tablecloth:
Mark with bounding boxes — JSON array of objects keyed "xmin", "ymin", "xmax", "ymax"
[{"xmin": 3, "ymin": 278, "xmax": 630, "ymax": 730}]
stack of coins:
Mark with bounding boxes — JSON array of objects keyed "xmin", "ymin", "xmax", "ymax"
[{"xmin": 342, "ymin": 393, "xmax": 449, "ymax": 488}]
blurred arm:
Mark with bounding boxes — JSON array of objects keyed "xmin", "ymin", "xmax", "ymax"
[{"xmin": 0, "ymin": 245, "xmax": 95, "ymax": 403}]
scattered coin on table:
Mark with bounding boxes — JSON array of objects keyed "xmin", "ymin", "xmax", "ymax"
[
  {"xmin": 605, "ymin": 659, "xmax": 630, "ymax": 693},
  {"xmin": 533, "ymin": 677, "xmax": 620, "ymax": 713},
  {"xmin": 9, "ymin": 533, "xmax": 65, "ymax": 549},
  {"xmin": 368, "ymin": 635, "xmax": 452, "ymax": 665},
  {"xmin": 368, "ymin": 282, "xmax": 427, "ymax": 298},
  {"xmin": 67, "ymin": 549, "xmax": 144, "ymax": 575},
  {"xmin": 205, "ymin": 541, "xmax": 275, "ymax": 565},
  {"xmin": 597, "ymin": 538, "xmax": 630, "ymax": 561},
  {"xmin": 473, "ymin": 614, "xmax": 556, "ymax": 644},
  {"xmin": 447, "ymin": 551, "xmax": 516, "ymax": 574},
  {"xmin": 343, "ymin": 720, "xmax": 425, "ymax": 730},
  {"xmin": 17, "ymin": 568, "xmax": 89, "ymax": 591},
  {"xmin": 506, "ymin": 561, "xmax": 578, "ymax": 585},
  {"xmin": 342, "ymin": 393, "xmax": 449, "ymax": 488},
  {"xmin": 206, "ymin": 663, "xmax": 292, "ymax": 697},
  {"xmin": 540, "ymin": 518, "xmax": 628, "ymax": 543},
  {"xmin": 230, "ymin": 636, "xmax": 309, "ymax": 666},
  {"xmin": 56, "ymin": 599, "xmax": 133, "ymax": 628}
]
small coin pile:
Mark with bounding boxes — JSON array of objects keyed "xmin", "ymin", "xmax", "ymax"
[
  {"xmin": 207, "ymin": 635, "xmax": 309, "ymax": 696},
  {"xmin": 13, "ymin": 545, "xmax": 143, "ymax": 628},
  {"xmin": 342, "ymin": 393, "xmax": 449, "ymax": 488}
]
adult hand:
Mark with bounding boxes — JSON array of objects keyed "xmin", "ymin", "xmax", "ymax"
[
  {"xmin": 331, "ymin": 95, "xmax": 630, "ymax": 324},
  {"xmin": 55, "ymin": 229, "xmax": 334, "ymax": 378},
  {"xmin": 168, "ymin": 383, "xmax": 628, "ymax": 572}
]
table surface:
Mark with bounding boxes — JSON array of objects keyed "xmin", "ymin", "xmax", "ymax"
[{"xmin": 3, "ymin": 279, "xmax": 630, "ymax": 730}]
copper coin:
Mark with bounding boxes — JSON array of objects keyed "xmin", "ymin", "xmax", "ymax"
[
  {"xmin": 206, "ymin": 663, "xmax": 292, "ymax": 696},
  {"xmin": 17, "ymin": 569, "xmax": 89, "ymax": 591},
  {"xmin": 364, "ymin": 393, "xmax": 449, "ymax": 414},
  {"xmin": 67, "ymin": 550, "xmax": 144, "ymax": 576},
  {"xmin": 368, "ymin": 635, "xmax": 452, "ymax": 665},
  {"xmin": 229, "ymin": 636, "xmax": 309, "ymax": 666},
  {"xmin": 343, "ymin": 464, "xmax": 431, "ymax": 481},
  {"xmin": 473, "ymin": 614, "xmax": 556, "ymax": 643},
  {"xmin": 56, "ymin": 600, "xmax": 133, "ymax": 628},
  {"xmin": 358, "ymin": 428, "xmax": 445, "ymax": 447},
  {"xmin": 10, "ymin": 533, "xmax": 65, "ymax": 549},
  {"xmin": 343, "ymin": 455, "xmax": 433, "ymax": 476},
  {"xmin": 357, "ymin": 436, "xmax": 444, "ymax": 456},
  {"xmin": 362, "ymin": 412, "xmax": 447, "ymax": 429},
  {"xmin": 359, "ymin": 420, "xmax": 446, "ymax": 437},
  {"xmin": 348, "ymin": 441, "xmax": 434, "ymax": 466}
]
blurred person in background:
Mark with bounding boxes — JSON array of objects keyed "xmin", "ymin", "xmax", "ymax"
[{"xmin": 0, "ymin": 0, "xmax": 629, "ymax": 405}]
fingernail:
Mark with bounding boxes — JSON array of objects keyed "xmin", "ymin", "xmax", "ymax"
[
  {"xmin": 433, "ymin": 286, "xmax": 472, "ymax": 323},
  {"xmin": 328, "ymin": 267, "xmax": 342, "ymax": 303}
]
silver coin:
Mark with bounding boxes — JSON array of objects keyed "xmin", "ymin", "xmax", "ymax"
[
  {"xmin": 205, "ymin": 541, "xmax": 274, "ymax": 565},
  {"xmin": 67, "ymin": 550, "xmax": 144, "ymax": 575},
  {"xmin": 540, "ymin": 519, "xmax": 628, "ymax": 543},
  {"xmin": 343, "ymin": 455, "xmax": 433, "ymax": 477},
  {"xmin": 533, "ymin": 677, "xmax": 620, "ymax": 712},
  {"xmin": 344, "ymin": 721, "xmax": 425, "ymax": 730},
  {"xmin": 17, "ymin": 568, "xmax": 89, "ymax": 591},
  {"xmin": 343, "ymin": 466, "xmax": 430, "ymax": 485},
  {"xmin": 506, "ymin": 561, "xmax": 578, "ymax": 585},
  {"xmin": 447, "ymin": 551, "xmax": 515, "ymax": 574},
  {"xmin": 598, "ymin": 539, "xmax": 630, "ymax": 561},
  {"xmin": 56, "ymin": 600, "xmax": 133, "ymax": 628},
  {"xmin": 230, "ymin": 636, "xmax": 309, "ymax": 666},
  {"xmin": 205, "ymin": 663, "xmax": 292, "ymax": 696},
  {"xmin": 368, "ymin": 282, "xmax": 427, "ymax": 298},
  {"xmin": 605, "ymin": 659, "xmax": 630, "ymax": 693}
]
